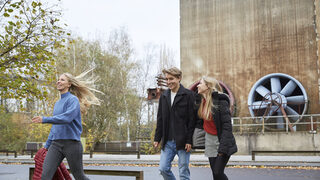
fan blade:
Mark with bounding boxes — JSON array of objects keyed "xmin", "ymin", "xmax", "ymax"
[
  {"xmin": 251, "ymin": 101, "xmax": 270, "ymax": 109},
  {"xmin": 256, "ymin": 85, "xmax": 270, "ymax": 97},
  {"xmin": 266, "ymin": 105, "xmax": 278, "ymax": 117},
  {"xmin": 276, "ymin": 111, "xmax": 284, "ymax": 129},
  {"xmin": 271, "ymin": 77, "xmax": 281, "ymax": 93},
  {"xmin": 285, "ymin": 106, "xmax": 299, "ymax": 122},
  {"xmin": 280, "ymin": 80, "xmax": 296, "ymax": 96},
  {"xmin": 286, "ymin": 95, "xmax": 305, "ymax": 105}
]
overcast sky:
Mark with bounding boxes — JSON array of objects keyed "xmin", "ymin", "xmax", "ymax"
[{"xmin": 60, "ymin": 0, "xmax": 180, "ymax": 62}]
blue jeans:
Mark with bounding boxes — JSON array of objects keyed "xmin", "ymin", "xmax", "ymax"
[{"xmin": 159, "ymin": 140, "xmax": 191, "ymax": 180}]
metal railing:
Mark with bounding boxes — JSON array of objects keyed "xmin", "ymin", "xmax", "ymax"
[{"xmin": 231, "ymin": 114, "xmax": 320, "ymax": 134}]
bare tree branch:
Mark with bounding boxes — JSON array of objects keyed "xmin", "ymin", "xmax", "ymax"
[{"xmin": 0, "ymin": 0, "xmax": 10, "ymax": 13}]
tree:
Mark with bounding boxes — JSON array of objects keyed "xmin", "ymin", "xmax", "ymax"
[
  {"xmin": 158, "ymin": 43, "xmax": 177, "ymax": 73},
  {"xmin": 0, "ymin": 112, "xmax": 28, "ymax": 151},
  {"xmin": 132, "ymin": 43, "xmax": 158, "ymax": 139},
  {"xmin": 105, "ymin": 27, "xmax": 138, "ymax": 142},
  {"xmin": 0, "ymin": 0, "xmax": 68, "ymax": 110}
]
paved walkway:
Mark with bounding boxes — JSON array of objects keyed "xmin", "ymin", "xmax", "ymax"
[
  {"xmin": 2, "ymin": 164, "xmax": 320, "ymax": 180},
  {"xmin": 1, "ymin": 153, "xmax": 320, "ymax": 167}
]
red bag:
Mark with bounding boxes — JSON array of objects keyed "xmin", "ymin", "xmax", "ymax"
[{"xmin": 33, "ymin": 148, "xmax": 72, "ymax": 180}]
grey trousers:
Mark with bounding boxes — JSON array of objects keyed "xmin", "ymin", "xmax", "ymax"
[{"xmin": 41, "ymin": 140, "xmax": 89, "ymax": 180}]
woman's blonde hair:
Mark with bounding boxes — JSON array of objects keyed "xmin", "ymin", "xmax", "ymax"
[
  {"xmin": 62, "ymin": 69, "xmax": 102, "ymax": 114},
  {"xmin": 198, "ymin": 76, "xmax": 222, "ymax": 121}
]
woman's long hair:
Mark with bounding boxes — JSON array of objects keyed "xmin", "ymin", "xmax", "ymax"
[
  {"xmin": 62, "ymin": 69, "xmax": 102, "ymax": 114},
  {"xmin": 198, "ymin": 76, "xmax": 222, "ymax": 121}
]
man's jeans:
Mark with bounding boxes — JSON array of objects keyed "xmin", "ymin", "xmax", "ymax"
[{"xmin": 159, "ymin": 140, "xmax": 191, "ymax": 180}]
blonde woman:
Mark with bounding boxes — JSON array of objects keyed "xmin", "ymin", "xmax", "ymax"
[
  {"xmin": 32, "ymin": 71, "xmax": 101, "ymax": 180},
  {"xmin": 197, "ymin": 76, "xmax": 237, "ymax": 180}
]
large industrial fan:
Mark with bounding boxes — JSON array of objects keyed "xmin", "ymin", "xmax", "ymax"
[{"xmin": 248, "ymin": 73, "xmax": 308, "ymax": 130}]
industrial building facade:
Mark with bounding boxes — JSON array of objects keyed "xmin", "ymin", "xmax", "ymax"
[{"xmin": 180, "ymin": 0, "xmax": 320, "ymax": 118}]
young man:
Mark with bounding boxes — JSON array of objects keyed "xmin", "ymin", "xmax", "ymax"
[{"xmin": 154, "ymin": 67, "xmax": 196, "ymax": 180}]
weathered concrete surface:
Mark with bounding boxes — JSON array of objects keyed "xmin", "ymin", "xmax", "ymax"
[{"xmin": 235, "ymin": 131, "xmax": 320, "ymax": 154}]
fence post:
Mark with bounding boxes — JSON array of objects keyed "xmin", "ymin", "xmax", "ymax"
[
  {"xmin": 252, "ymin": 151, "xmax": 255, "ymax": 161},
  {"xmin": 311, "ymin": 115, "xmax": 314, "ymax": 131},
  {"xmin": 262, "ymin": 117, "xmax": 265, "ymax": 134},
  {"xmin": 240, "ymin": 118, "xmax": 243, "ymax": 135},
  {"xmin": 29, "ymin": 168, "xmax": 34, "ymax": 180},
  {"xmin": 286, "ymin": 116, "xmax": 289, "ymax": 133}
]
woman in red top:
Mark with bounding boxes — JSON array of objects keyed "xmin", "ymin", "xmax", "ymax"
[{"xmin": 197, "ymin": 76, "xmax": 237, "ymax": 180}]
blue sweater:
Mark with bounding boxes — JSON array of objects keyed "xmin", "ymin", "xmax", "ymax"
[{"xmin": 43, "ymin": 92, "xmax": 82, "ymax": 149}]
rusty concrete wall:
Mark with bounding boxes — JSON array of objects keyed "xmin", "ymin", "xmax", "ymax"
[
  {"xmin": 180, "ymin": 0, "xmax": 319, "ymax": 116},
  {"xmin": 316, "ymin": 0, "xmax": 320, "ymax": 104}
]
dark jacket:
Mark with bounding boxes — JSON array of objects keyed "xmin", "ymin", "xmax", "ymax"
[
  {"xmin": 212, "ymin": 91, "xmax": 238, "ymax": 156},
  {"xmin": 154, "ymin": 84, "xmax": 196, "ymax": 150},
  {"xmin": 194, "ymin": 93, "xmax": 204, "ymax": 129}
]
